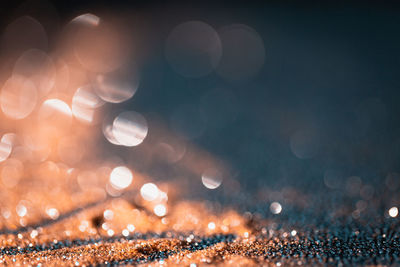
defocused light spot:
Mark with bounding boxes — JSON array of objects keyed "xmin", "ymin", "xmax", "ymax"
[
  {"xmin": 36, "ymin": 161, "xmax": 60, "ymax": 181},
  {"xmin": 201, "ymin": 169, "xmax": 223, "ymax": 189},
  {"xmin": 102, "ymin": 123, "xmax": 121, "ymax": 145},
  {"xmin": 30, "ymin": 230, "xmax": 38, "ymax": 238},
  {"xmin": 105, "ymin": 182, "xmax": 123, "ymax": 197},
  {"xmin": 71, "ymin": 13, "xmax": 100, "ymax": 26},
  {"xmin": 153, "ymin": 142, "xmax": 186, "ymax": 164},
  {"xmin": 0, "ymin": 138, "xmax": 12, "ymax": 162},
  {"xmin": 52, "ymin": 59, "xmax": 70, "ymax": 93},
  {"xmin": 109, "ymin": 166, "xmax": 133, "ymax": 190},
  {"xmin": 2, "ymin": 16, "xmax": 48, "ymax": 55},
  {"xmin": 77, "ymin": 171, "xmax": 98, "ymax": 190},
  {"xmin": 103, "ymin": 209, "xmax": 114, "ymax": 220},
  {"xmin": 1, "ymin": 75, "xmax": 37, "ymax": 120},
  {"xmin": 159, "ymin": 191, "xmax": 168, "ymax": 202},
  {"xmin": 11, "ymin": 146, "xmax": 32, "ymax": 163},
  {"xmin": 290, "ymin": 129, "xmax": 319, "ymax": 159},
  {"xmin": 1, "ymin": 159, "xmax": 23, "ymax": 188},
  {"xmin": 122, "ymin": 229, "xmax": 129, "ymax": 237},
  {"xmin": 1, "ymin": 133, "xmax": 18, "ymax": 146},
  {"xmin": 154, "ymin": 204, "xmax": 167, "ymax": 217},
  {"xmin": 72, "ymin": 85, "xmax": 104, "ymax": 124},
  {"xmin": 389, "ymin": 207, "xmax": 398, "ymax": 218},
  {"xmin": 386, "ymin": 172, "xmax": 400, "ymax": 191},
  {"xmin": 73, "ymin": 20, "xmax": 129, "ymax": 73},
  {"xmin": 2, "ymin": 209, "xmax": 11, "ymax": 219},
  {"xmin": 165, "ymin": 21, "xmax": 222, "ymax": 78},
  {"xmin": 112, "ymin": 111, "xmax": 148, "ymax": 147},
  {"xmin": 107, "ymin": 229, "xmax": 114, "ymax": 237},
  {"xmin": 46, "ymin": 208, "xmax": 59, "ymax": 220},
  {"xmin": 346, "ymin": 176, "xmax": 362, "ymax": 196},
  {"xmin": 73, "ymin": 85, "xmax": 104, "ymax": 109},
  {"xmin": 38, "ymin": 99, "xmax": 72, "ymax": 130},
  {"xmin": 140, "ymin": 183, "xmax": 159, "ymax": 201},
  {"xmin": 94, "ymin": 70, "xmax": 139, "ymax": 103},
  {"xmin": 270, "ymin": 202, "xmax": 282, "ymax": 214},
  {"xmin": 13, "ymin": 49, "xmax": 56, "ymax": 97},
  {"xmin": 127, "ymin": 224, "xmax": 135, "ymax": 232},
  {"xmin": 208, "ymin": 222, "xmax": 216, "ymax": 230},
  {"xmin": 21, "ymin": 129, "xmax": 51, "ymax": 163},
  {"xmin": 324, "ymin": 169, "xmax": 343, "ymax": 189},
  {"xmin": 217, "ymin": 24, "xmax": 265, "ymax": 81},
  {"xmin": 16, "ymin": 204, "xmax": 27, "ymax": 217},
  {"xmin": 102, "ymin": 222, "xmax": 109, "ymax": 230}
]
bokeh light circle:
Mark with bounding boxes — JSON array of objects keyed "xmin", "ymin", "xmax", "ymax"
[
  {"xmin": 201, "ymin": 169, "xmax": 223, "ymax": 189},
  {"xmin": 290, "ymin": 129, "xmax": 319, "ymax": 159},
  {"xmin": 38, "ymin": 99, "xmax": 72, "ymax": 130},
  {"xmin": 112, "ymin": 111, "xmax": 148, "ymax": 147},
  {"xmin": 140, "ymin": 183, "xmax": 159, "ymax": 201},
  {"xmin": 1, "ymin": 16, "xmax": 48, "ymax": 55},
  {"xmin": 73, "ymin": 19, "xmax": 129, "ymax": 73},
  {"xmin": 165, "ymin": 21, "xmax": 222, "ymax": 78},
  {"xmin": 216, "ymin": 24, "xmax": 265, "ymax": 81},
  {"xmin": 94, "ymin": 70, "xmax": 139, "ymax": 103},
  {"xmin": 109, "ymin": 166, "xmax": 133, "ymax": 190},
  {"xmin": 13, "ymin": 49, "xmax": 56, "ymax": 97},
  {"xmin": 0, "ymin": 75, "xmax": 37, "ymax": 120},
  {"xmin": 71, "ymin": 85, "xmax": 105, "ymax": 124}
]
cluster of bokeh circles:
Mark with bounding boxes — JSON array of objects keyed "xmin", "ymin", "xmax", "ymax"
[
  {"xmin": 0, "ymin": 9, "xmax": 268, "ymax": 223},
  {"xmin": 165, "ymin": 20, "xmax": 265, "ymax": 81},
  {"xmin": 0, "ymin": 11, "xmax": 176, "ymax": 223}
]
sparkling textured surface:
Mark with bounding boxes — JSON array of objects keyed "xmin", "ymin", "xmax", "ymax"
[{"xmin": 0, "ymin": 170, "xmax": 400, "ymax": 266}]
